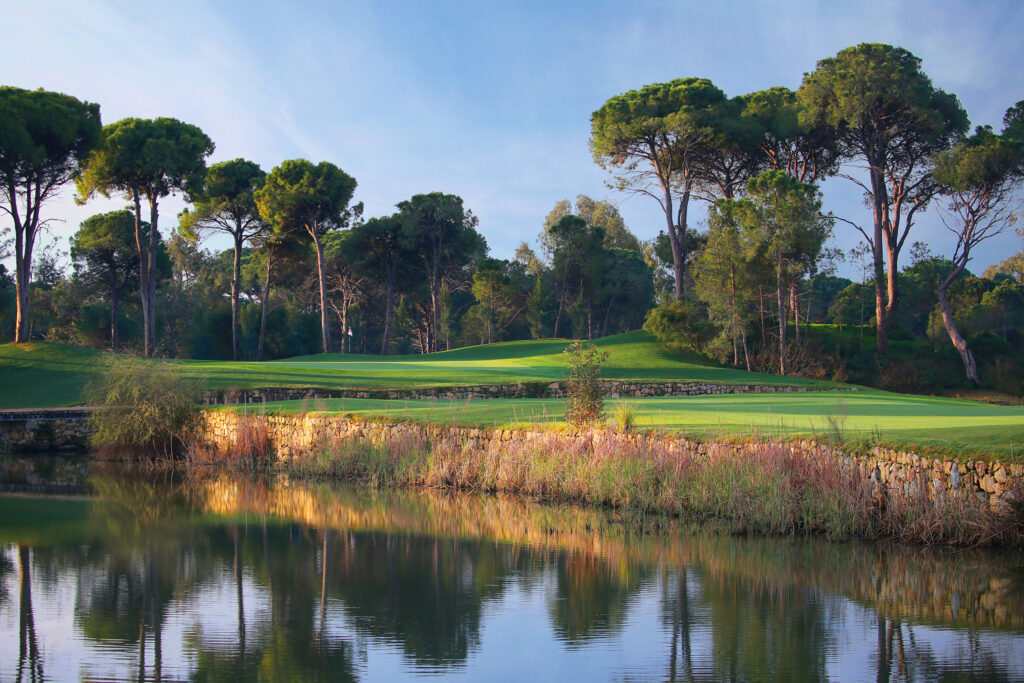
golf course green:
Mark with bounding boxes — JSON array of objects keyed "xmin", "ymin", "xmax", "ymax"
[
  {"xmin": 0, "ymin": 331, "xmax": 827, "ymax": 409},
  {"xmin": 223, "ymin": 391, "xmax": 1024, "ymax": 459},
  {"xmin": 2, "ymin": 331, "xmax": 1022, "ymax": 458}
]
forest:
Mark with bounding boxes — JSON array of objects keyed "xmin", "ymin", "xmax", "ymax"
[{"xmin": 1, "ymin": 42, "xmax": 1023, "ymax": 397}]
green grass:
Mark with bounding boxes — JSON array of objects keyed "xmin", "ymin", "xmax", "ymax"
[
  {"xmin": 226, "ymin": 390, "xmax": 1024, "ymax": 461},
  {"xmin": 5, "ymin": 331, "xmax": 1021, "ymax": 458},
  {"xmin": 0, "ymin": 331, "xmax": 830, "ymax": 409}
]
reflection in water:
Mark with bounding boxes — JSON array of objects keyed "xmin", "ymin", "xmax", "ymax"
[
  {"xmin": 0, "ymin": 463, "xmax": 1021, "ymax": 681},
  {"xmin": 18, "ymin": 545, "xmax": 43, "ymax": 682}
]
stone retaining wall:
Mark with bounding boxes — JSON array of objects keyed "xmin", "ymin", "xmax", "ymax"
[
  {"xmin": 0, "ymin": 411, "xmax": 92, "ymax": 452},
  {"xmin": 201, "ymin": 411, "xmax": 1021, "ymax": 511},
  {"xmin": 203, "ymin": 380, "xmax": 855, "ymax": 404}
]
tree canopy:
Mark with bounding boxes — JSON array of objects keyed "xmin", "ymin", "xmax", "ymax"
[
  {"xmin": 256, "ymin": 159, "xmax": 358, "ymax": 354},
  {"xmin": 591, "ymin": 77, "xmax": 726, "ymax": 300},
  {"xmin": 70, "ymin": 210, "xmax": 139, "ymax": 350},
  {"xmin": 0, "ymin": 86, "xmax": 101, "ymax": 342},
  {"xmin": 799, "ymin": 43, "xmax": 968, "ymax": 352},
  {"xmin": 76, "ymin": 116, "xmax": 214, "ymax": 356},
  {"xmin": 181, "ymin": 158, "xmax": 268, "ymax": 360}
]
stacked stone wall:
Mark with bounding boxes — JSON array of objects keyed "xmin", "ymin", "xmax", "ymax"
[
  {"xmin": 0, "ymin": 412, "xmax": 91, "ymax": 452},
  {"xmin": 202, "ymin": 380, "xmax": 858, "ymax": 404},
  {"xmin": 201, "ymin": 411, "xmax": 1021, "ymax": 511}
]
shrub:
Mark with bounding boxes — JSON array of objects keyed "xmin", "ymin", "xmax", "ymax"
[
  {"xmin": 87, "ymin": 357, "xmax": 201, "ymax": 456},
  {"xmin": 563, "ymin": 341, "xmax": 608, "ymax": 428},
  {"xmin": 642, "ymin": 301, "xmax": 716, "ymax": 354}
]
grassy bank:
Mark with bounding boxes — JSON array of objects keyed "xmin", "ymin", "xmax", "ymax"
[
  {"xmin": 195, "ymin": 418, "xmax": 1023, "ymax": 547},
  {"xmin": 221, "ymin": 390, "xmax": 1024, "ymax": 461},
  {"xmin": 0, "ymin": 331, "xmax": 829, "ymax": 408}
]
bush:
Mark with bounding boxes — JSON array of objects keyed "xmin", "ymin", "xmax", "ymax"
[
  {"xmin": 564, "ymin": 341, "xmax": 608, "ymax": 428},
  {"xmin": 643, "ymin": 301, "xmax": 716, "ymax": 354},
  {"xmin": 87, "ymin": 357, "xmax": 201, "ymax": 456}
]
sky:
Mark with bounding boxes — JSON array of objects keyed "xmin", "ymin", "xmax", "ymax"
[{"xmin": 3, "ymin": 0, "xmax": 1024, "ymax": 280}]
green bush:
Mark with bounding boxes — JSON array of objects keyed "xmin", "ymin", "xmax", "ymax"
[
  {"xmin": 564, "ymin": 341, "xmax": 608, "ymax": 428},
  {"xmin": 643, "ymin": 301, "xmax": 716, "ymax": 354},
  {"xmin": 87, "ymin": 357, "xmax": 201, "ymax": 455}
]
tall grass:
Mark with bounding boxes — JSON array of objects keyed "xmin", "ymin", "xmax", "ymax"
[
  {"xmin": 251, "ymin": 423, "xmax": 1022, "ymax": 546},
  {"xmin": 188, "ymin": 414, "xmax": 274, "ymax": 472}
]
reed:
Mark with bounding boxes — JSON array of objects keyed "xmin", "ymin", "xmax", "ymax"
[
  {"xmin": 188, "ymin": 414, "xmax": 274, "ymax": 471},
  {"xmin": 191, "ymin": 417, "xmax": 1023, "ymax": 546}
]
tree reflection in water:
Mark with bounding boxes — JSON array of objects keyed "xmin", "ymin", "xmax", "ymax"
[
  {"xmin": 0, "ymin": 467, "xmax": 1021, "ymax": 681},
  {"xmin": 18, "ymin": 545, "xmax": 43, "ymax": 683}
]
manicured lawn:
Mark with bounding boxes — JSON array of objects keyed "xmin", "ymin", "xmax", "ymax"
[
  {"xmin": 0, "ymin": 331, "xmax": 831, "ymax": 409},
  {"xmin": 227, "ymin": 391, "xmax": 1024, "ymax": 460},
  {"xmin": 5, "ymin": 333, "xmax": 1021, "ymax": 458}
]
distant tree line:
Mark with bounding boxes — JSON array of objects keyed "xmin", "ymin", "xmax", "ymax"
[{"xmin": 1, "ymin": 42, "xmax": 1023, "ymax": 394}]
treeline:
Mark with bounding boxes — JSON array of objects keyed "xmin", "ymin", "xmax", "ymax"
[
  {"xmin": 0, "ymin": 176, "xmax": 657, "ymax": 358},
  {"xmin": 1, "ymin": 42, "xmax": 1023, "ymax": 394},
  {"xmin": 589, "ymin": 42, "xmax": 1024, "ymax": 391},
  {"xmin": 0, "ymin": 89, "xmax": 653, "ymax": 360}
]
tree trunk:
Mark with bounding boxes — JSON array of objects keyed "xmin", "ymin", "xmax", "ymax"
[
  {"xmin": 602, "ymin": 296, "xmax": 614, "ymax": 338},
  {"xmin": 430, "ymin": 243, "xmax": 442, "ymax": 352},
  {"xmin": 659, "ymin": 177, "xmax": 685, "ymax": 302},
  {"xmin": 868, "ymin": 158, "xmax": 889, "ymax": 354},
  {"xmin": 884, "ymin": 241, "xmax": 900, "ymax": 325},
  {"xmin": 671, "ymin": 185, "xmax": 693, "ymax": 301},
  {"xmin": 312, "ymin": 232, "xmax": 332, "ymax": 353},
  {"xmin": 729, "ymin": 265, "xmax": 740, "ymax": 367},
  {"xmin": 553, "ymin": 277, "xmax": 568, "ymax": 338},
  {"xmin": 777, "ymin": 262, "xmax": 787, "ymax": 376},
  {"xmin": 10, "ymin": 180, "xmax": 37, "ymax": 344},
  {"xmin": 381, "ymin": 264, "xmax": 395, "ymax": 355},
  {"xmin": 741, "ymin": 331, "xmax": 752, "ymax": 372},
  {"xmin": 14, "ymin": 258, "xmax": 30, "ymax": 343},
  {"xmin": 110, "ymin": 287, "xmax": 120, "ymax": 351},
  {"xmin": 231, "ymin": 229, "xmax": 243, "ymax": 361},
  {"xmin": 790, "ymin": 280, "xmax": 800, "ymax": 346},
  {"xmin": 938, "ymin": 276, "xmax": 979, "ymax": 384},
  {"xmin": 130, "ymin": 190, "xmax": 153, "ymax": 357},
  {"xmin": 147, "ymin": 199, "xmax": 159, "ymax": 357},
  {"xmin": 257, "ymin": 250, "xmax": 272, "ymax": 361},
  {"xmin": 13, "ymin": 213, "xmax": 34, "ymax": 343},
  {"xmin": 757, "ymin": 284, "xmax": 766, "ymax": 341},
  {"xmin": 339, "ymin": 298, "xmax": 348, "ymax": 354}
]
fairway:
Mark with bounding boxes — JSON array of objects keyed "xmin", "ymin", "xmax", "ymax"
[
  {"xmin": 0, "ymin": 331, "xmax": 830, "ymax": 409},
  {"xmin": 228, "ymin": 391, "xmax": 1024, "ymax": 460},
  {"xmin": 4, "ymin": 333, "xmax": 1022, "ymax": 458}
]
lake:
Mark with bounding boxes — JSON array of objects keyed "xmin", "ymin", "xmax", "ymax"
[{"xmin": 1, "ymin": 455, "xmax": 1022, "ymax": 681}]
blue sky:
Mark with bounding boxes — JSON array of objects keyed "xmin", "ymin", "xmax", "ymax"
[{"xmin": 4, "ymin": 0, "xmax": 1024, "ymax": 278}]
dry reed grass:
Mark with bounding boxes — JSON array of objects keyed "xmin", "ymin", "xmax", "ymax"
[
  {"xmin": 194, "ymin": 417, "xmax": 1023, "ymax": 546},
  {"xmin": 188, "ymin": 415, "xmax": 274, "ymax": 472}
]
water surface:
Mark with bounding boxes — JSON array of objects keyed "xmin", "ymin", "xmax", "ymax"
[{"xmin": 1, "ymin": 456, "xmax": 1022, "ymax": 681}]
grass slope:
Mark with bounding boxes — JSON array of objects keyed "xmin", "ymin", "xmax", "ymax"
[
  {"xmin": 0, "ymin": 331, "xmax": 830, "ymax": 409},
  {"xmin": 230, "ymin": 390, "xmax": 1024, "ymax": 460}
]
